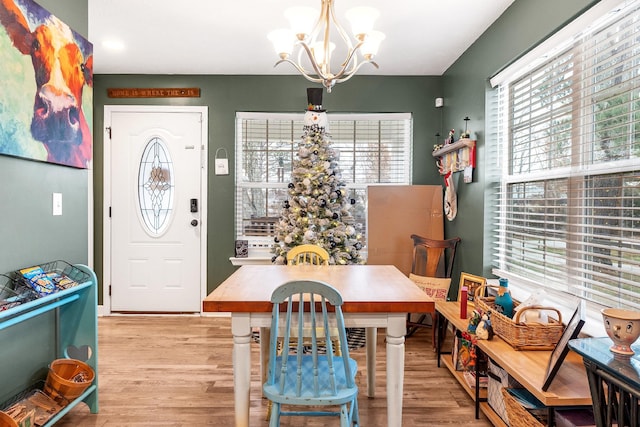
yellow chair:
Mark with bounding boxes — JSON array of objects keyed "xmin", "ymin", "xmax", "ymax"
[
  {"xmin": 287, "ymin": 244, "xmax": 341, "ymax": 356},
  {"xmin": 286, "ymin": 244, "xmax": 330, "ymax": 266},
  {"xmin": 285, "ymin": 245, "xmax": 338, "ymax": 355}
]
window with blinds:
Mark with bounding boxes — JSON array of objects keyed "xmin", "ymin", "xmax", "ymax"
[
  {"xmin": 235, "ymin": 112, "xmax": 413, "ymax": 256},
  {"xmin": 491, "ymin": 0, "xmax": 640, "ymax": 310}
]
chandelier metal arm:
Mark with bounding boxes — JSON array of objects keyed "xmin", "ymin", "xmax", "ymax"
[
  {"xmin": 328, "ymin": 0, "xmax": 358, "ymax": 71},
  {"xmin": 333, "ymin": 60, "xmax": 379, "ymax": 84},
  {"xmin": 299, "ymin": 0, "xmax": 361, "ymax": 84},
  {"xmin": 330, "ymin": 41, "xmax": 364, "ymax": 81},
  {"xmin": 298, "ymin": 41, "xmax": 332, "ymax": 80},
  {"xmin": 294, "ymin": 38, "xmax": 365, "ymax": 85},
  {"xmin": 319, "ymin": 2, "xmax": 332, "ymax": 72},
  {"xmin": 274, "ymin": 58, "xmax": 324, "ymax": 84}
]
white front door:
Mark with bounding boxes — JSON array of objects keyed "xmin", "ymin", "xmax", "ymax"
[{"xmin": 105, "ymin": 106, "xmax": 207, "ymax": 312}]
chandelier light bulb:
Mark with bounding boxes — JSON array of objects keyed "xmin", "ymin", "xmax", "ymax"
[
  {"xmin": 361, "ymin": 30, "xmax": 385, "ymax": 58},
  {"xmin": 345, "ymin": 6, "xmax": 380, "ymax": 39},
  {"xmin": 268, "ymin": 29, "xmax": 295, "ymax": 58},
  {"xmin": 311, "ymin": 41, "xmax": 336, "ymax": 67},
  {"xmin": 284, "ymin": 6, "xmax": 318, "ymax": 39}
]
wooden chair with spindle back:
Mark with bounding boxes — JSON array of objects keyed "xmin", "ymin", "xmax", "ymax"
[
  {"xmin": 286, "ymin": 244, "xmax": 330, "ymax": 266},
  {"xmin": 263, "ymin": 280, "xmax": 359, "ymax": 426},
  {"xmin": 265, "ymin": 244, "xmax": 338, "ymax": 421},
  {"xmin": 406, "ymin": 234, "xmax": 461, "ymax": 348}
]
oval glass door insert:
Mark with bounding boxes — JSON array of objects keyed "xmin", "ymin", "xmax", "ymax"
[{"xmin": 138, "ymin": 137, "xmax": 175, "ymax": 235}]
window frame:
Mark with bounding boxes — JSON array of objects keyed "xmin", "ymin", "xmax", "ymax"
[
  {"xmin": 490, "ymin": 0, "xmax": 640, "ymax": 314},
  {"xmin": 234, "ymin": 111, "xmax": 413, "ymax": 259}
]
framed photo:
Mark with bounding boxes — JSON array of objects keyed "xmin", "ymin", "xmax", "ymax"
[
  {"xmin": 235, "ymin": 240, "xmax": 248, "ymax": 258},
  {"xmin": 542, "ymin": 301, "xmax": 585, "ymax": 391},
  {"xmin": 457, "ymin": 272, "xmax": 487, "ymax": 307}
]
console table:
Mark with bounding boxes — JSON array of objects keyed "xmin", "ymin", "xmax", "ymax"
[
  {"xmin": 436, "ymin": 301, "xmax": 591, "ymax": 426},
  {"xmin": 569, "ymin": 337, "xmax": 640, "ymax": 427}
]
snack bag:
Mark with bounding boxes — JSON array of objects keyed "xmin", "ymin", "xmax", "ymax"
[
  {"xmin": 20, "ymin": 266, "xmax": 56, "ymax": 296},
  {"xmin": 46, "ymin": 271, "xmax": 78, "ymax": 290}
]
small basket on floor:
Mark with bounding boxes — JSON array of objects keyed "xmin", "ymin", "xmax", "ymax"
[
  {"xmin": 501, "ymin": 388, "xmax": 544, "ymax": 427},
  {"xmin": 44, "ymin": 359, "xmax": 94, "ymax": 405}
]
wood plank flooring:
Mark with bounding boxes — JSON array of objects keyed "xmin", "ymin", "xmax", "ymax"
[{"xmin": 56, "ymin": 316, "xmax": 491, "ymax": 426}]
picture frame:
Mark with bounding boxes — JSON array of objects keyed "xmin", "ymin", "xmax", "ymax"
[
  {"xmin": 542, "ymin": 301, "xmax": 585, "ymax": 391},
  {"xmin": 457, "ymin": 272, "xmax": 487, "ymax": 307},
  {"xmin": 234, "ymin": 240, "xmax": 248, "ymax": 258}
]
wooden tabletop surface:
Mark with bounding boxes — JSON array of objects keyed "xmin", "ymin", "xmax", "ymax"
[{"xmin": 203, "ymin": 264, "xmax": 434, "ymax": 314}]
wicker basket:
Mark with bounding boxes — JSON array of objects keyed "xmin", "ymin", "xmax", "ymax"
[
  {"xmin": 501, "ymin": 388, "xmax": 544, "ymax": 427},
  {"xmin": 474, "ymin": 285, "xmax": 564, "ymax": 350}
]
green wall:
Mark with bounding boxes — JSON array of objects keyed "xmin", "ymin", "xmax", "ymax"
[
  {"xmin": 441, "ymin": 0, "xmax": 599, "ymax": 295},
  {"xmin": 38, "ymin": 0, "xmax": 88, "ymax": 37},
  {"xmin": 0, "ymin": 0, "xmax": 90, "ymax": 275},
  {"xmin": 93, "ymin": 75, "xmax": 443, "ymax": 299},
  {"xmin": 0, "ymin": 0, "xmax": 605, "ymax": 304}
]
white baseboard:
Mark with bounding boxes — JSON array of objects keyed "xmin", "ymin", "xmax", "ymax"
[{"xmin": 97, "ymin": 305, "xmax": 230, "ymax": 317}]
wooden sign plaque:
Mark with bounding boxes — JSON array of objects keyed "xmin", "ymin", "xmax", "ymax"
[{"xmin": 107, "ymin": 88, "xmax": 201, "ymax": 98}]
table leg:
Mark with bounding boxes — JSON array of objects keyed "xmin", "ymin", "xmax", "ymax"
[
  {"xmin": 386, "ymin": 314, "xmax": 406, "ymax": 427},
  {"xmin": 436, "ymin": 312, "xmax": 442, "ymax": 367},
  {"xmin": 259, "ymin": 327, "xmax": 270, "ymax": 387},
  {"xmin": 231, "ymin": 314, "xmax": 251, "ymax": 427},
  {"xmin": 365, "ymin": 327, "xmax": 377, "ymax": 397}
]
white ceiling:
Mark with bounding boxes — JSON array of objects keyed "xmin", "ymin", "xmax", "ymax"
[{"xmin": 88, "ymin": 0, "xmax": 514, "ymax": 76}]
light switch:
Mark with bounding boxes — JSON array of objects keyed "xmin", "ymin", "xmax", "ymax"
[{"xmin": 53, "ymin": 193, "xmax": 62, "ymax": 216}]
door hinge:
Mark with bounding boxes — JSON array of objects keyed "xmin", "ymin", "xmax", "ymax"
[
  {"xmin": 109, "ymin": 206, "xmax": 112, "ymax": 218},
  {"xmin": 109, "ymin": 285, "xmax": 112, "ymax": 296},
  {"xmin": 106, "ymin": 126, "xmax": 112, "ymax": 139}
]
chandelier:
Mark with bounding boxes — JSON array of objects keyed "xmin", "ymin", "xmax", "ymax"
[{"xmin": 268, "ymin": 0, "xmax": 385, "ymax": 92}]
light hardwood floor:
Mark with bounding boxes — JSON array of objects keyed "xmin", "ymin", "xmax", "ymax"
[{"xmin": 56, "ymin": 316, "xmax": 491, "ymax": 426}]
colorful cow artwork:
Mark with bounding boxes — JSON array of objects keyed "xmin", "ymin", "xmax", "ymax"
[{"xmin": 0, "ymin": 0, "xmax": 93, "ymax": 168}]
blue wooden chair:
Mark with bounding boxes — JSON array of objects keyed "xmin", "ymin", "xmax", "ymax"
[{"xmin": 263, "ymin": 280, "xmax": 359, "ymax": 427}]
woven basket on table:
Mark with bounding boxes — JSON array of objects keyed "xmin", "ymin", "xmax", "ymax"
[
  {"xmin": 501, "ymin": 388, "xmax": 544, "ymax": 427},
  {"xmin": 474, "ymin": 285, "xmax": 564, "ymax": 350}
]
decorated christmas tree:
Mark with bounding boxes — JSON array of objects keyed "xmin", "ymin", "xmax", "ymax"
[{"xmin": 272, "ymin": 88, "xmax": 364, "ymax": 265}]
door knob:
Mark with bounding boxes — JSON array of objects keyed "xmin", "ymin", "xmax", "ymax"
[{"xmin": 191, "ymin": 219, "xmax": 198, "ymax": 227}]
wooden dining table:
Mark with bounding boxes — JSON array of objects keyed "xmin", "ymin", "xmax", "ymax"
[{"xmin": 203, "ymin": 264, "xmax": 434, "ymax": 427}]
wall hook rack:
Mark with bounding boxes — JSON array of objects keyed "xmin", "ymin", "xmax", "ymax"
[{"xmin": 432, "ymin": 138, "xmax": 476, "ymax": 176}]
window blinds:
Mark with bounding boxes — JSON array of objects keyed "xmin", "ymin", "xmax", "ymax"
[
  {"xmin": 493, "ymin": 0, "xmax": 640, "ymax": 310},
  {"xmin": 234, "ymin": 112, "xmax": 412, "ymax": 250}
]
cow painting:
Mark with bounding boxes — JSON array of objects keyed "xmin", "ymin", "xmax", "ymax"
[{"xmin": 0, "ymin": 0, "xmax": 93, "ymax": 168}]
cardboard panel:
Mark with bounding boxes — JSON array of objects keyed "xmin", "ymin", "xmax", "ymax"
[{"xmin": 367, "ymin": 185, "xmax": 444, "ymax": 275}]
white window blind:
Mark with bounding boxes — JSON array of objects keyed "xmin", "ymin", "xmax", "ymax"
[
  {"xmin": 235, "ymin": 112, "xmax": 413, "ymax": 255},
  {"xmin": 492, "ymin": 0, "xmax": 640, "ymax": 310}
]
